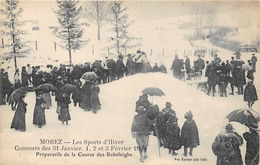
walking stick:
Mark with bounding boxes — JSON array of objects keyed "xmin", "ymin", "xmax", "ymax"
[{"xmin": 155, "ymin": 119, "xmax": 161, "ymax": 157}]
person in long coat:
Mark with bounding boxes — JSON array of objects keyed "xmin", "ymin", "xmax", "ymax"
[
  {"xmin": 181, "ymin": 111, "xmax": 199, "ymax": 156},
  {"xmin": 115, "ymin": 55, "xmax": 126, "ymax": 79},
  {"xmin": 33, "ymin": 91, "xmax": 46, "ymax": 128},
  {"xmin": 244, "ymin": 80, "xmax": 258, "ymax": 108},
  {"xmin": 10, "ymin": 95, "xmax": 27, "ymax": 132},
  {"xmin": 206, "ymin": 63, "xmax": 218, "ymax": 96},
  {"xmin": 57, "ymin": 93, "xmax": 71, "ymax": 125},
  {"xmin": 212, "ymin": 123, "xmax": 243, "ymax": 165},
  {"xmin": 243, "ymin": 123, "xmax": 259, "ymax": 165},
  {"xmin": 90, "ymin": 80, "xmax": 101, "ymax": 114},
  {"xmin": 21, "ymin": 66, "xmax": 28, "ymax": 87},
  {"xmin": 131, "ymin": 106, "xmax": 154, "ymax": 163},
  {"xmin": 165, "ymin": 114, "xmax": 181, "ymax": 156},
  {"xmin": 80, "ymin": 80, "xmax": 92, "ymax": 111},
  {"xmin": 233, "ymin": 65, "xmax": 246, "ymax": 95},
  {"xmin": 126, "ymin": 54, "xmax": 135, "ymax": 76},
  {"xmin": 171, "ymin": 55, "xmax": 183, "ymax": 79}
]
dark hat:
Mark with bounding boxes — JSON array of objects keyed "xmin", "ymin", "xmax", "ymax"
[
  {"xmin": 166, "ymin": 102, "xmax": 172, "ymax": 106},
  {"xmin": 136, "ymin": 50, "xmax": 141, "ymax": 53},
  {"xmin": 225, "ymin": 123, "xmax": 234, "ymax": 132},
  {"xmin": 247, "ymin": 122, "xmax": 259, "ymax": 131},
  {"xmin": 252, "ymin": 53, "xmax": 255, "ymax": 56},
  {"xmin": 118, "ymin": 54, "xmax": 123, "ymax": 58}
]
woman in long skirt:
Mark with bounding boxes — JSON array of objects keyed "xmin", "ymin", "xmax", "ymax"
[
  {"xmin": 90, "ymin": 80, "xmax": 101, "ymax": 114},
  {"xmin": 10, "ymin": 95, "xmax": 27, "ymax": 132},
  {"xmin": 57, "ymin": 93, "xmax": 71, "ymax": 125},
  {"xmin": 80, "ymin": 81, "xmax": 91, "ymax": 111},
  {"xmin": 33, "ymin": 91, "xmax": 46, "ymax": 128},
  {"xmin": 43, "ymin": 90, "xmax": 52, "ymax": 109}
]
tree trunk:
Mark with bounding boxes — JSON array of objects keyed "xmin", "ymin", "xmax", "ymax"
[
  {"xmin": 12, "ymin": 34, "xmax": 17, "ymax": 69},
  {"xmin": 68, "ymin": 28, "xmax": 72, "ymax": 65},
  {"xmin": 97, "ymin": 24, "xmax": 101, "ymax": 41}
]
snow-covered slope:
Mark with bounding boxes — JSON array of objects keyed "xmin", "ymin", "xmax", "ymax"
[{"xmin": 0, "ymin": 72, "xmax": 258, "ymax": 165}]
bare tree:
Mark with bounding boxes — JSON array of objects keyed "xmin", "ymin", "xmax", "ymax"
[
  {"xmin": 205, "ymin": 2, "xmax": 217, "ymax": 36},
  {"xmin": 84, "ymin": 1, "xmax": 111, "ymax": 40},
  {"xmin": 194, "ymin": 4, "xmax": 204, "ymax": 38}
]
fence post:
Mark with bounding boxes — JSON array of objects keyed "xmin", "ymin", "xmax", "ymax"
[
  {"xmin": 92, "ymin": 45, "xmax": 94, "ymax": 55},
  {"xmin": 54, "ymin": 42, "xmax": 56, "ymax": 51},
  {"xmin": 162, "ymin": 48, "xmax": 164, "ymax": 56},
  {"xmin": 150, "ymin": 49, "xmax": 152, "ymax": 56},
  {"xmin": 35, "ymin": 40, "xmax": 37, "ymax": 50},
  {"xmin": 108, "ymin": 47, "xmax": 110, "ymax": 56},
  {"xmin": 2, "ymin": 38, "xmax": 4, "ymax": 48}
]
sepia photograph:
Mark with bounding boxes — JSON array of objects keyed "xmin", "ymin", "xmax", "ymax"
[{"xmin": 0, "ymin": 0, "xmax": 259, "ymax": 164}]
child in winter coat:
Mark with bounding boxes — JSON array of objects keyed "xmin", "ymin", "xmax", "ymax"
[{"xmin": 181, "ymin": 111, "xmax": 200, "ymax": 156}]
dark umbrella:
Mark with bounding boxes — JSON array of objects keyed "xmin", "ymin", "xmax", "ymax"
[
  {"xmin": 226, "ymin": 108, "xmax": 260, "ymax": 125},
  {"xmin": 81, "ymin": 72, "xmax": 99, "ymax": 81},
  {"xmin": 60, "ymin": 84, "xmax": 78, "ymax": 95},
  {"xmin": 35, "ymin": 83, "xmax": 58, "ymax": 92},
  {"xmin": 142, "ymin": 87, "xmax": 165, "ymax": 97},
  {"xmin": 8, "ymin": 87, "xmax": 27, "ymax": 104}
]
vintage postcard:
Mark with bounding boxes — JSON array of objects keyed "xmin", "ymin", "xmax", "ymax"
[{"xmin": 0, "ymin": 0, "xmax": 259, "ymax": 165}]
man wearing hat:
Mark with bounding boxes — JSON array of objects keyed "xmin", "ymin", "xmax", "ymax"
[
  {"xmin": 212, "ymin": 123, "xmax": 243, "ymax": 165},
  {"xmin": 251, "ymin": 53, "xmax": 257, "ymax": 72},
  {"xmin": 243, "ymin": 123, "xmax": 259, "ymax": 165},
  {"xmin": 131, "ymin": 106, "xmax": 154, "ymax": 162},
  {"xmin": 162, "ymin": 102, "xmax": 176, "ymax": 120}
]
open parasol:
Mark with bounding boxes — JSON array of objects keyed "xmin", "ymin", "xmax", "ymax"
[
  {"xmin": 8, "ymin": 87, "xmax": 27, "ymax": 104},
  {"xmin": 226, "ymin": 108, "xmax": 260, "ymax": 125},
  {"xmin": 60, "ymin": 84, "xmax": 79, "ymax": 95},
  {"xmin": 35, "ymin": 83, "xmax": 57, "ymax": 92}
]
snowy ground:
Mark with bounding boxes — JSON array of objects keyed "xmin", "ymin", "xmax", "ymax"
[
  {"xmin": 1, "ymin": 2, "xmax": 260, "ymax": 164},
  {"xmin": 0, "ymin": 71, "xmax": 259, "ymax": 165}
]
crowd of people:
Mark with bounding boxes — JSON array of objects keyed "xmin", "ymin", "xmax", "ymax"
[
  {"xmin": 131, "ymin": 94, "xmax": 199, "ymax": 162},
  {"xmin": 169, "ymin": 52, "xmax": 258, "ymax": 107},
  {"xmin": 0, "ymin": 50, "xmax": 168, "ymax": 107}
]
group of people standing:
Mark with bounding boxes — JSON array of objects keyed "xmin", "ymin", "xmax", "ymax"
[{"xmin": 131, "ymin": 94, "xmax": 199, "ymax": 162}]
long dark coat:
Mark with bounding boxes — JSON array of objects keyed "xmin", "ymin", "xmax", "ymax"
[
  {"xmin": 80, "ymin": 82, "xmax": 91, "ymax": 110},
  {"xmin": 181, "ymin": 119, "xmax": 200, "ymax": 148},
  {"xmin": 243, "ymin": 131, "xmax": 259, "ymax": 165},
  {"xmin": 233, "ymin": 67, "xmax": 246, "ymax": 87},
  {"xmin": 21, "ymin": 70, "xmax": 28, "ymax": 87},
  {"xmin": 57, "ymin": 94, "xmax": 71, "ymax": 121},
  {"xmin": 207, "ymin": 66, "xmax": 218, "ymax": 86},
  {"xmin": 212, "ymin": 131, "xmax": 243, "ymax": 165},
  {"xmin": 90, "ymin": 84, "xmax": 101, "ymax": 112},
  {"xmin": 11, "ymin": 100, "xmax": 27, "ymax": 131},
  {"xmin": 115, "ymin": 59, "xmax": 126, "ymax": 78},
  {"xmin": 244, "ymin": 83, "xmax": 258, "ymax": 102},
  {"xmin": 165, "ymin": 120, "xmax": 181, "ymax": 150},
  {"xmin": 126, "ymin": 57, "xmax": 135, "ymax": 75},
  {"xmin": 33, "ymin": 97, "xmax": 46, "ymax": 127}
]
